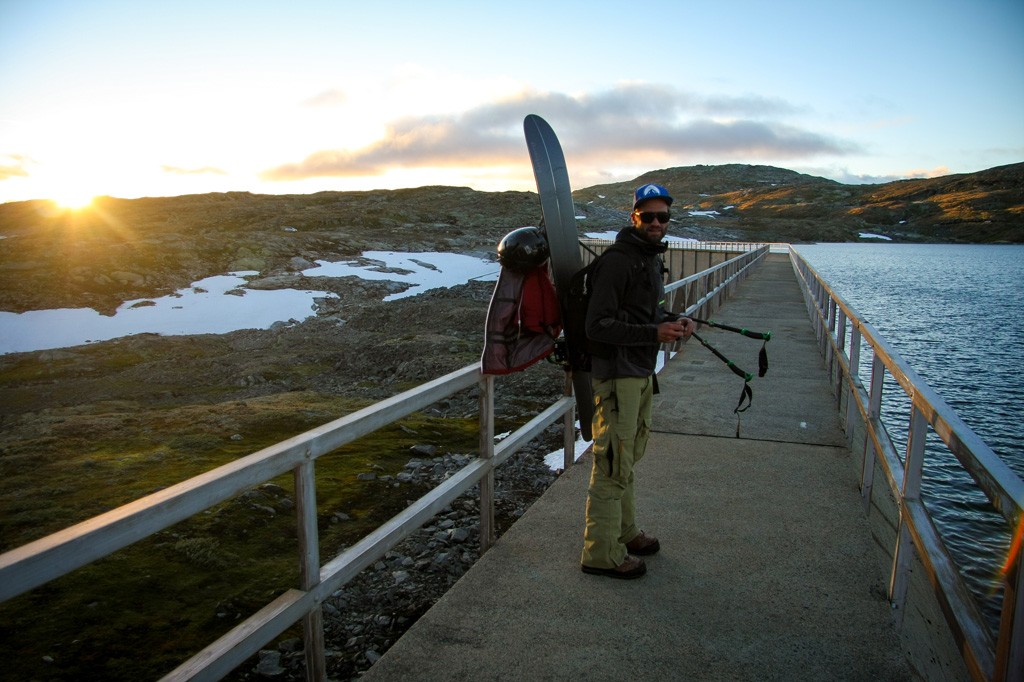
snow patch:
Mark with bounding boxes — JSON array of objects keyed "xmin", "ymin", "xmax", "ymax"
[
  {"xmin": 585, "ymin": 230, "xmax": 698, "ymax": 244},
  {"xmin": 0, "ymin": 272, "xmax": 337, "ymax": 355},
  {"xmin": 543, "ymin": 350, "xmax": 678, "ymax": 471},
  {"xmin": 544, "ymin": 436, "xmax": 593, "ymax": 471},
  {"xmin": 303, "ymin": 251, "xmax": 497, "ymax": 301},
  {"xmin": 2, "ymin": 250, "xmax": 501, "ymax": 354}
]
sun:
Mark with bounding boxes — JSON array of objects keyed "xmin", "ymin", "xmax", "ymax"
[
  {"xmin": 40, "ymin": 163, "xmax": 108, "ymax": 210},
  {"xmin": 50, "ymin": 190, "xmax": 98, "ymax": 210}
]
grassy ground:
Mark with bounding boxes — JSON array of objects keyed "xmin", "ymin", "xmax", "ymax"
[{"xmin": 0, "ymin": 389, "xmax": 501, "ymax": 681}]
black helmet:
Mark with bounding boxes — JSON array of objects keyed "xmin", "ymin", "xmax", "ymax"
[{"xmin": 497, "ymin": 227, "xmax": 549, "ymax": 273}]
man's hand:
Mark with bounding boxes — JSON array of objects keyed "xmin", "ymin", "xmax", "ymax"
[
  {"xmin": 679, "ymin": 317, "xmax": 695, "ymax": 340},
  {"xmin": 657, "ymin": 317, "xmax": 694, "ymax": 343}
]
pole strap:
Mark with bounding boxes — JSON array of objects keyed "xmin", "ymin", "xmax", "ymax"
[
  {"xmin": 689, "ymin": 317, "xmax": 772, "ymax": 342},
  {"xmin": 691, "ymin": 330, "xmax": 754, "ymax": 435}
]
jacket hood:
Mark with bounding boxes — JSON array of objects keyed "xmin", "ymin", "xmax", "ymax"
[{"xmin": 615, "ymin": 226, "xmax": 669, "ymax": 255}]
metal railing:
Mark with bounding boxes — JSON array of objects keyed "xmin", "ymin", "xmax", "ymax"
[
  {"xmin": 663, "ymin": 245, "xmax": 769, "ymax": 320},
  {"xmin": 580, "ymin": 239, "xmax": 767, "ymax": 290},
  {"xmin": 580, "ymin": 238, "xmax": 766, "ymax": 254},
  {"xmin": 789, "ymin": 248, "xmax": 1024, "ymax": 682},
  {"xmin": 0, "ymin": 366, "xmax": 572, "ymax": 680},
  {"xmin": 581, "ymin": 238, "xmax": 765, "ymax": 313},
  {"xmin": 0, "ymin": 244, "xmax": 766, "ymax": 681}
]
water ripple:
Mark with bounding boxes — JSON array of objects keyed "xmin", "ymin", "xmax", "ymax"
[{"xmin": 798, "ymin": 244, "xmax": 1024, "ymax": 633}]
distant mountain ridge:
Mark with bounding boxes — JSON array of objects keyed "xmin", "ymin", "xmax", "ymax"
[
  {"xmin": 0, "ymin": 162, "xmax": 1020, "ymax": 314},
  {"xmin": 573, "ymin": 162, "xmax": 1023, "ymax": 243},
  {"xmin": 2, "ymin": 161, "xmax": 1021, "ymax": 245}
]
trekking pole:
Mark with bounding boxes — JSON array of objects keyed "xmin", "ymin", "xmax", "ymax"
[
  {"xmin": 692, "ymin": 329, "xmax": 757, "ymax": 436},
  {"xmin": 690, "ymin": 330, "xmax": 754, "ymax": 438},
  {"xmin": 686, "ymin": 317, "xmax": 771, "ymax": 378},
  {"xmin": 689, "ymin": 317, "xmax": 771, "ymax": 342},
  {"xmin": 691, "ymin": 332, "xmax": 753, "ymax": 381}
]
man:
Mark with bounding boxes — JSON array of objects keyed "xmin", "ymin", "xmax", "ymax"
[{"xmin": 580, "ymin": 183, "xmax": 694, "ymax": 579}]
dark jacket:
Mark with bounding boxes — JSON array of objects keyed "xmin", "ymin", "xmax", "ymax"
[{"xmin": 585, "ymin": 227, "xmax": 675, "ymax": 380}]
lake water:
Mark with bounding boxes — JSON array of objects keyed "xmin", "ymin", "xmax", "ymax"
[
  {"xmin": 0, "ymin": 272, "xmax": 342, "ymax": 355},
  {"xmin": 0, "ymin": 252, "xmax": 499, "ymax": 355},
  {"xmin": 794, "ymin": 243, "xmax": 1024, "ymax": 632}
]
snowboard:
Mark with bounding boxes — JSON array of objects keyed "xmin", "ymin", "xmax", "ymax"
[{"xmin": 523, "ymin": 114, "xmax": 594, "ymax": 441}]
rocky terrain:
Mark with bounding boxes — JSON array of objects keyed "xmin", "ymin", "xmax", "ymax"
[
  {"xmin": 0, "ymin": 161, "xmax": 1021, "ymax": 680},
  {"xmin": 576, "ymin": 161, "xmax": 1024, "ymax": 244},
  {"xmin": 0, "ymin": 221, "xmax": 566, "ymax": 680},
  {"xmin": 228, "ymin": 445, "xmax": 561, "ymax": 682},
  {"xmin": 0, "ymin": 162, "xmax": 1021, "ymax": 316}
]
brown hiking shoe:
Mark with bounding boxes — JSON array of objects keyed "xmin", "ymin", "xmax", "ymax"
[
  {"xmin": 581, "ymin": 554, "xmax": 647, "ymax": 579},
  {"xmin": 625, "ymin": 531, "xmax": 660, "ymax": 556}
]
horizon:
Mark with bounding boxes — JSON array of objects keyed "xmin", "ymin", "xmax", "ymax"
[
  {"xmin": 2, "ymin": 1, "xmax": 1022, "ymax": 208},
  {"xmin": 5, "ymin": 158, "xmax": 1020, "ymax": 209}
]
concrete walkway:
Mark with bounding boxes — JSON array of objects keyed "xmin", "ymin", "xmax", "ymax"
[{"xmin": 362, "ymin": 254, "xmax": 912, "ymax": 681}]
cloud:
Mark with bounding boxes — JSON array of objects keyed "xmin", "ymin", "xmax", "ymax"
[
  {"xmin": 260, "ymin": 84, "xmax": 859, "ymax": 182},
  {"xmin": 821, "ymin": 169, "xmax": 904, "ymax": 185},
  {"xmin": 161, "ymin": 165, "xmax": 228, "ymax": 176},
  {"xmin": 303, "ymin": 89, "xmax": 348, "ymax": 107},
  {"xmin": 0, "ymin": 154, "xmax": 30, "ymax": 181},
  {"xmin": 796, "ymin": 165, "xmax": 952, "ymax": 185},
  {"xmin": 902, "ymin": 165, "xmax": 951, "ymax": 179}
]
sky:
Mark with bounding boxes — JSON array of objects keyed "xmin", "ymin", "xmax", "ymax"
[{"xmin": 1, "ymin": 0, "xmax": 1022, "ymax": 207}]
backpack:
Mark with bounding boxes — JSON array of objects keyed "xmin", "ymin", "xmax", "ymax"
[
  {"xmin": 481, "ymin": 264, "xmax": 562, "ymax": 375},
  {"xmin": 519, "ymin": 266, "xmax": 562, "ymax": 337},
  {"xmin": 561, "ymin": 244, "xmax": 646, "ymax": 372}
]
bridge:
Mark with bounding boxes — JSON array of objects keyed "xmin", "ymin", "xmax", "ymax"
[
  {"xmin": 359, "ymin": 252, "xmax": 969, "ymax": 681},
  {"xmin": 1, "ymin": 247, "xmax": 1020, "ymax": 681}
]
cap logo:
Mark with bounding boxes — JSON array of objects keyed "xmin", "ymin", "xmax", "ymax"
[{"xmin": 640, "ymin": 184, "xmax": 662, "ymax": 197}]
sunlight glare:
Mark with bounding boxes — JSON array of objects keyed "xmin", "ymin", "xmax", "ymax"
[
  {"xmin": 40, "ymin": 160, "xmax": 114, "ymax": 209},
  {"xmin": 50, "ymin": 190, "xmax": 97, "ymax": 210}
]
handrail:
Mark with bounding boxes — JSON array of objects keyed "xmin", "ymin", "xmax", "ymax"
[
  {"xmin": 580, "ymin": 238, "xmax": 768, "ymax": 253},
  {"xmin": 577, "ymin": 239, "xmax": 769, "ymax": 317},
  {"xmin": 664, "ymin": 245, "xmax": 769, "ymax": 317},
  {"xmin": 788, "ymin": 247, "xmax": 1024, "ymax": 682},
  {"xmin": 0, "ymin": 364, "xmax": 482, "ymax": 602},
  {"xmin": 0, "ymin": 243, "xmax": 761, "ymax": 681}
]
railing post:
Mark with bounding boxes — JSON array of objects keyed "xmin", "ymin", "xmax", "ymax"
[
  {"xmin": 996, "ymin": 518, "xmax": 1024, "ymax": 681},
  {"xmin": 861, "ymin": 354, "xmax": 884, "ymax": 514},
  {"xmin": 294, "ymin": 458, "xmax": 326, "ymax": 682},
  {"xmin": 835, "ymin": 311, "xmax": 848, "ymax": 400},
  {"xmin": 847, "ymin": 327, "xmax": 862, "ymax": 446},
  {"xmin": 837, "ymin": 311, "xmax": 848, "ymax": 353},
  {"xmin": 811, "ymin": 280, "xmax": 823, "ymax": 344},
  {"xmin": 563, "ymin": 373, "xmax": 575, "ymax": 470},
  {"xmin": 478, "ymin": 374, "xmax": 496, "ymax": 553},
  {"xmin": 889, "ymin": 405, "xmax": 927, "ymax": 626},
  {"xmin": 849, "ymin": 327, "xmax": 862, "ymax": 383},
  {"xmin": 817, "ymin": 286, "xmax": 828, "ymax": 354},
  {"xmin": 826, "ymin": 299, "xmax": 837, "ymax": 381}
]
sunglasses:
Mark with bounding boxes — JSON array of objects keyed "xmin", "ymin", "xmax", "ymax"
[{"xmin": 635, "ymin": 210, "xmax": 671, "ymax": 224}]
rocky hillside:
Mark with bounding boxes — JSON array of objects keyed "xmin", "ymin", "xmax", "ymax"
[
  {"xmin": 0, "ymin": 187, "xmax": 533, "ymax": 314},
  {"xmin": 576, "ymin": 162, "xmax": 1024, "ymax": 243},
  {"xmin": 0, "ymin": 162, "xmax": 1020, "ymax": 314}
]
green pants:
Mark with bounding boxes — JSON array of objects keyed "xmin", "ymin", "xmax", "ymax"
[{"xmin": 581, "ymin": 375, "xmax": 653, "ymax": 568}]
